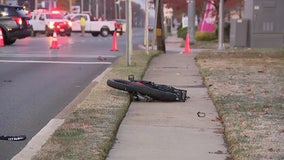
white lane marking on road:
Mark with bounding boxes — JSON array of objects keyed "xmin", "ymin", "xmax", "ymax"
[
  {"xmin": 0, "ymin": 54, "xmax": 117, "ymax": 58},
  {"xmin": 12, "ymin": 119, "xmax": 65, "ymax": 160},
  {"xmin": 0, "ymin": 60, "xmax": 112, "ymax": 65}
]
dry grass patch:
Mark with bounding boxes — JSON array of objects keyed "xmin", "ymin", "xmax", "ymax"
[
  {"xmin": 31, "ymin": 50, "xmax": 161, "ymax": 160},
  {"xmin": 196, "ymin": 49, "xmax": 284, "ymax": 160}
]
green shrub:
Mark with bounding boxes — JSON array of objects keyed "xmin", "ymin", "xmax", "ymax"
[
  {"xmin": 195, "ymin": 31, "xmax": 217, "ymax": 41},
  {"xmin": 177, "ymin": 27, "xmax": 187, "ymax": 40},
  {"xmin": 178, "ymin": 26, "xmax": 218, "ymax": 41},
  {"xmin": 177, "ymin": 23, "xmax": 182, "ymax": 31}
]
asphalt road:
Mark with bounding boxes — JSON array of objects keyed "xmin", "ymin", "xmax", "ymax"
[{"xmin": 0, "ymin": 28, "xmax": 146, "ymax": 160}]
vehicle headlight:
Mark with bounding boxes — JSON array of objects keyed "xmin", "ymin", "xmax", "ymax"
[
  {"xmin": 68, "ymin": 21, "xmax": 72, "ymax": 27},
  {"xmin": 48, "ymin": 22, "xmax": 55, "ymax": 29}
]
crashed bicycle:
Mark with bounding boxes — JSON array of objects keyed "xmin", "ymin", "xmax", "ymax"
[{"xmin": 107, "ymin": 75, "xmax": 189, "ymax": 102}]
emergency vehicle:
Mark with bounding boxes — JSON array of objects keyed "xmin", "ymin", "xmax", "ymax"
[{"xmin": 29, "ymin": 9, "xmax": 72, "ymax": 37}]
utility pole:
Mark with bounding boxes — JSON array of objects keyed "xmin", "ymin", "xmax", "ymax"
[
  {"xmin": 89, "ymin": 0, "xmax": 92, "ymax": 15},
  {"xmin": 156, "ymin": 0, "xmax": 166, "ymax": 53},
  {"xmin": 49, "ymin": 0, "xmax": 52, "ymax": 11},
  {"xmin": 81, "ymin": 0, "xmax": 83, "ymax": 13},
  {"xmin": 118, "ymin": 1, "xmax": 121, "ymax": 19},
  {"xmin": 103, "ymin": 0, "xmax": 106, "ymax": 20},
  {"xmin": 114, "ymin": 0, "xmax": 117, "ymax": 19},
  {"xmin": 126, "ymin": 0, "xmax": 132, "ymax": 66},
  {"xmin": 69, "ymin": 0, "xmax": 72, "ymax": 12},
  {"xmin": 151, "ymin": 0, "xmax": 158, "ymax": 50},
  {"xmin": 188, "ymin": 0, "xmax": 196, "ymax": 44},
  {"xmin": 96, "ymin": 0, "xmax": 98, "ymax": 18},
  {"xmin": 218, "ymin": 0, "xmax": 224, "ymax": 50},
  {"xmin": 35, "ymin": 0, "xmax": 38, "ymax": 10},
  {"xmin": 144, "ymin": 0, "xmax": 149, "ymax": 54}
]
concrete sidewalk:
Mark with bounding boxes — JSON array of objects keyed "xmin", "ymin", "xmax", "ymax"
[{"xmin": 106, "ymin": 32, "xmax": 229, "ymax": 160}]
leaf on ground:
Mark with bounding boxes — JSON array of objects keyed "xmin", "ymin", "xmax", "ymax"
[{"xmin": 249, "ymin": 93, "xmax": 255, "ymax": 99}]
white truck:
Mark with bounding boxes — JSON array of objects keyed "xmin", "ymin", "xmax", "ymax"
[
  {"xmin": 29, "ymin": 10, "xmax": 72, "ymax": 37},
  {"xmin": 66, "ymin": 13, "xmax": 123, "ymax": 37}
]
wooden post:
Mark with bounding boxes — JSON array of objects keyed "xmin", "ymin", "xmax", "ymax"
[{"xmin": 156, "ymin": 0, "xmax": 166, "ymax": 53}]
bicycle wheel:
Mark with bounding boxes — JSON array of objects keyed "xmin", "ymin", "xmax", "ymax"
[
  {"xmin": 128, "ymin": 82, "xmax": 178, "ymax": 101},
  {"xmin": 107, "ymin": 79, "xmax": 134, "ymax": 92}
]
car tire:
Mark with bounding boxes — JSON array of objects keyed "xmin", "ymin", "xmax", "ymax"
[
  {"xmin": 91, "ymin": 32, "xmax": 99, "ymax": 37},
  {"xmin": 32, "ymin": 31, "xmax": 36, "ymax": 37},
  {"xmin": 1, "ymin": 28, "xmax": 16, "ymax": 45},
  {"xmin": 45, "ymin": 27, "xmax": 51, "ymax": 37},
  {"xmin": 100, "ymin": 28, "xmax": 109, "ymax": 37},
  {"xmin": 4, "ymin": 38, "xmax": 16, "ymax": 45},
  {"xmin": 45, "ymin": 31, "xmax": 51, "ymax": 37},
  {"xmin": 31, "ymin": 27, "xmax": 36, "ymax": 37}
]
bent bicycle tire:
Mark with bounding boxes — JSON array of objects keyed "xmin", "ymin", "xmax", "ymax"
[
  {"xmin": 128, "ymin": 82, "xmax": 178, "ymax": 101},
  {"xmin": 107, "ymin": 79, "xmax": 134, "ymax": 92}
]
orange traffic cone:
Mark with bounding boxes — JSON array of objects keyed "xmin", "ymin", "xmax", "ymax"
[
  {"xmin": 183, "ymin": 33, "xmax": 191, "ymax": 54},
  {"xmin": 0, "ymin": 28, "xmax": 4, "ymax": 47},
  {"xmin": 50, "ymin": 31, "xmax": 59, "ymax": 49},
  {"xmin": 110, "ymin": 31, "xmax": 119, "ymax": 51}
]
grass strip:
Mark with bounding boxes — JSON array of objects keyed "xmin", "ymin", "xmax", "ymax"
[{"xmin": 32, "ymin": 50, "xmax": 161, "ymax": 160}]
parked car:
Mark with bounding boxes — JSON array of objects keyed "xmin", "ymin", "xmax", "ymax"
[
  {"xmin": 66, "ymin": 13, "xmax": 121, "ymax": 37},
  {"xmin": 0, "ymin": 4, "xmax": 32, "ymax": 45}
]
